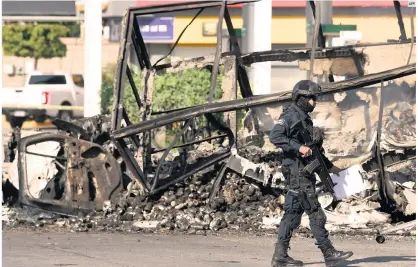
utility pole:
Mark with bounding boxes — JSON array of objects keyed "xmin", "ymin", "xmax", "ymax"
[
  {"xmin": 306, "ymin": 2, "xmax": 314, "ymax": 49},
  {"xmin": 306, "ymin": 1, "xmax": 333, "ymax": 47},
  {"xmin": 321, "ymin": 1, "xmax": 333, "ymax": 47},
  {"xmin": 305, "ymin": 1, "xmax": 333, "ymax": 80},
  {"xmin": 84, "ymin": 0, "xmax": 102, "ymax": 117},
  {"xmin": 242, "ymin": 0, "xmax": 272, "ymax": 95}
]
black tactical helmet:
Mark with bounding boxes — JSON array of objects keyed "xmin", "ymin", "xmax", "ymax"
[{"xmin": 291, "ymin": 80, "xmax": 322, "ymax": 101}]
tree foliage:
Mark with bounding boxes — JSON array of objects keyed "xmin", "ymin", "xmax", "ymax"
[
  {"xmin": 153, "ymin": 68, "xmax": 223, "ymax": 112},
  {"xmin": 101, "ymin": 64, "xmax": 116, "ymax": 114},
  {"xmin": 37, "ymin": 22, "xmax": 81, "ymax": 37},
  {"xmin": 2, "ymin": 24, "xmax": 69, "ymax": 69},
  {"xmin": 100, "ymin": 64, "xmax": 224, "ymax": 124}
]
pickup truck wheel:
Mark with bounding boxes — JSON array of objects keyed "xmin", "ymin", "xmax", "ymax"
[
  {"xmin": 9, "ymin": 117, "xmax": 26, "ymax": 128},
  {"xmin": 58, "ymin": 110, "xmax": 72, "ymax": 122}
]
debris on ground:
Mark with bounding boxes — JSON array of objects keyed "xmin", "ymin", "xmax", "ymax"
[
  {"xmin": 2, "ymin": 95, "xmax": 416, "ymax": 235},
  {"xmin": 3, "ymin": 158, "xmax": 416, "ymax": 236}
]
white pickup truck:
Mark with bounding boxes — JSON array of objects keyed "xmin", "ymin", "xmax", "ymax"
[{"xmin": 2, "ymin": 72, "xmax": 85, "ymax": 128}]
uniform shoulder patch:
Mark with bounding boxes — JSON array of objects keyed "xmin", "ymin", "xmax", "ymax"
[{"xmin": 277, "ymin": 119, "xmax": 285, "ymax": 125}]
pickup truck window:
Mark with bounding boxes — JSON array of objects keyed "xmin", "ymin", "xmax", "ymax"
[
  {"xmin": 29, "ymin": 75, "xmax": 67, "ymax": 85},
  {"xmin": 72, "ymin": 74, "xmax": 84, "ymax": 88}
]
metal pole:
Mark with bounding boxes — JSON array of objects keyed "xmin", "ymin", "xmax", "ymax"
[
  {"xmin": 84, "ymin": 0, "xmax": 102, "ymax": 117},
  {"xmin": 306, "ymin": 2, "xmax": 314, "ymax": 80},
  {"xmin": 320, "ymin": 1, "xmax": 334, "ymax": 82},
  {"xmin": 309, "ymin": 1, "xmax": 321, "ymax": 80},
  {"xmin": 376, "ymin": 81, "xmax": 388, "ymax": 205},
  {"xmin": 241, "ymin": 3, "xmax": 253, "ymax": 54},
  {"xmin": 244, "ymin": 0, "xmax": 272, "ymax": 95},
  {"xmin": 320, "ymin": 1, "xmax": 333, "ymax": 47},
  {"xmin": 306, "ymin": 2, "xmax": 314, "ymax": 48},
  {"xmin": 242, "ymin": 1, "xmax": 254, "ymax": 83},
  {"xmin": 406, "ymin": 7, "xmax": 415, "ymax": 65},
  {"xmin": 394, "ymin": 1, "xmax": 407, "ymax": 41},
  {"xmin": 308, "ymin": 1, "xmax": 326, "ymax": 48}
]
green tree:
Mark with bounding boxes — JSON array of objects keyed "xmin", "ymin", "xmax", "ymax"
[
  {"xmin": 2, "ymin": 24, "xmax": 69, "ymax": 70},
  {"xmin": 101, "ymin": 63, "xmax": 116, "ymax": 114},
  {"xmin": 37, "ymin": 22, "xmax": 81, "ymax": 38},
  {"xmin": 101, "ymin": 64, "xmax": 224, "ymax": 124},
  {"xmin": 61, "ymin": 22, "xmax": 81, "ymax": 38},
  {"xmin": 153, "ymin": 68, "xmax": 223, "ymax": 112}
]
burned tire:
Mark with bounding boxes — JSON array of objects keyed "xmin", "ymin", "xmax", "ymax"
[{"xmin": 9, "ymin": 117, "xmax": 26, "ymax": 128}]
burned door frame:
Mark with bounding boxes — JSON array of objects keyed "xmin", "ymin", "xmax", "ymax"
[{"xmin": 17, "ymin": 133, "xmax": 123, "ymax": 216}]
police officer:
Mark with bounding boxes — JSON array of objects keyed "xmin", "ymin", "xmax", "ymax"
[{"xmin": 269, "ymin": 80, "xmax": 353, "ymax": 267}]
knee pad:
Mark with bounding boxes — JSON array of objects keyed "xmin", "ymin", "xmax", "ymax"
[
  {"xmin": 281, "ymin": 212, "xmax": 302, "ymax": 230},
  {"xmin": 309, "ymin": 208, "xmax": 327, "ymax": 228},
  {"xmin": 289, "ymin": 189, "xmax": 320, "ymax": 215},
  {"xmin": 289, "ymin": 214, "xmax": 302, "ymax": 229}
]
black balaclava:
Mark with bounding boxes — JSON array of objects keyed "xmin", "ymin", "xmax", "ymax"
[{"xmin": 296, "ymin": 95, "xmax": 315, "ymax": 113}]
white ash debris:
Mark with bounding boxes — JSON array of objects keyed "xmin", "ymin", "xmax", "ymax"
[
  {"xmin": 4, "ymin": 159, "xmax": 414, "ymax": 235},
  {"xmin": 333, "ymin": 201, "xmax": 390, "ymax": 224},
  {"xmin": 381, "ymin": 159, "xmax": 416, "ymax": 216},
  {"xmin": 311, "ymin": 84, "xmax": 416, "ymax": 159},
  {"xmin": 188, "ymin": 141, "xmax": 220, "ymax": 161},
  {"xmin": 230, "ymin": 148, "xmax": 283, "ymax": 188},
  {"xmin": 3, "ymin": 128, "xmax": 415, "ymax": 235},
  {"xmin": 262, "ymin": 215, "xmax": 283, "ymax": 229},
  {"xmin": 386, "ymin": 161, "xmax": 416, "ymax": 185},
  {"xmin": 380, "ymin": 102, "xmax": 416, "ymax": 149},
  {"xmin": 301, "ymin": 209, "xmax": 391, "ymax": 232},
  {"xmin": 385, "ymin": 179, "xmax": 416, "ymax": 216},
  {"xmin": 347, "ymin": 159, "xmax": 417, "ymax": 217},
  {"xmin": 317, "ymin": 192, "xmax": 334, "ymax": 209}
]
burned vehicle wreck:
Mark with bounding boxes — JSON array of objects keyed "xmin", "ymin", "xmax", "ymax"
[{"xmin": 3, "ymin": 1, "xmax": 416, "ymax": 236}]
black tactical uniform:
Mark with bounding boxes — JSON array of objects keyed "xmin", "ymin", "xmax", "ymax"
[{"xmin": 269, "ymin": 80, "xmax": 353, "ymax": 267}]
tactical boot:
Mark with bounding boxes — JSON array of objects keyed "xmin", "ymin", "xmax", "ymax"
[
  {"xmin": 271, "ymin": 243, "xmax": 304, "ymax": 267},
  {"xmin": 319, "ymin": 244, "xmax": 353, "ymax": 267}
]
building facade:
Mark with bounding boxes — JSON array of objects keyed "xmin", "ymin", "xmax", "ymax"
[{"xmin": 2, "ymin": 0, "xmax": 413, "ymax": 92}]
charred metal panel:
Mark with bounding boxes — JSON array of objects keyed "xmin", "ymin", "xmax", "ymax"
[{"xmin": 18, "ymin": 133, "xmax": 122, "ymax": 215}]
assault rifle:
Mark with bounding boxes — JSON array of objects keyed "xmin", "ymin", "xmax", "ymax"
[{"xmin": 291, "ymin": 120, "xmax": 336, "ymax": 195}]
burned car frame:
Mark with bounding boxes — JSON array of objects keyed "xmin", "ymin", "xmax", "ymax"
[{"xmin": 15, "ymin": 0, "xmax": 416, "ymax": 215}]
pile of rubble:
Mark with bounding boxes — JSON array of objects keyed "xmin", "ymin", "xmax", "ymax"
[
  {"xmin": 3, "ymin": 143, "xmax": 415, "ymax": 237},
  {"xmin": 313, "ymin": 85, "xmax": 416, "ymax": 157},
  {"xmin": 3, "ymin": 167, "xmax": 282, "ymax": 233}
]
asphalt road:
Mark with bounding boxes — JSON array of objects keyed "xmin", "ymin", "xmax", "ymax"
[{"xmin": 2, "ymin": 231, "xmax": 416, "ymax": 267}]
